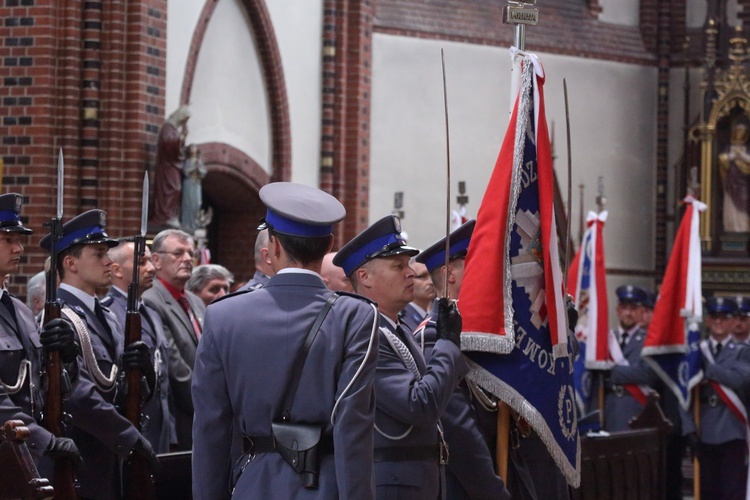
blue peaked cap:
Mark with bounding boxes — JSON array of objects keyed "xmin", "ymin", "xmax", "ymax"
[
  {"xmin": 416, "ymin": 220, "xmax": 476, "ymax": 273},
  {"xmin": 333, "ymin": 215, "xmax": 419, "ymax": 276},
  {"xmin": 40, "ymin": 209, "xmax": 118, "ymax": 253},
  {"xmin": 0, "ymin": 193, "xmax": 32, "ymax": 234},
  {"xmin": 706, "ymin": 296, "xmax": 738, "ymax": 316},
  {"xmin": 615, "ymin": 285, "xmax": 648, "ymax": 306},
  {"xmin": 256, "ymin": 182, "xmax": 345, "ymax": 238},
  {"xmin": 736, "ymin": 296, "xmax": 750, "ymax": 316}
]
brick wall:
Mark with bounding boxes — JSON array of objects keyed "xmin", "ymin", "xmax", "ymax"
[
  {"xmin": 320, "ymin": 0, "xmax": 374, "ymax": 249},
  {"xmin": 0, "ymin": 0, "xmax": 166, "ymax": 298}
]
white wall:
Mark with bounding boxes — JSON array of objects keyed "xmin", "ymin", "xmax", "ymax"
[
  {"xmin": 166, "ymin": 0, "xmax": 324, "ymax": 182},
  {"xmin": 371, "ymin": 34, "xmax": 657, "ymax": 278},
  {"xmin": 265, "ymin": 0, "xmax": 324, "ymax": 186},
  {"xmin": 598, "ymin": 0, "xmax": 639, "ymax": 26},
  {"xmin": 188, "ymin": 0, "xmax": 271, "ymax": 171}
]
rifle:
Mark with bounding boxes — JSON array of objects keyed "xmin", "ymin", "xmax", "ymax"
[
  {"xmin": 42, "ymin": 149, "xmax": 79, "ymax": 497},
  {"xmin": 122, "ymin": 173, "xmax": 156, "ymax": 499}
]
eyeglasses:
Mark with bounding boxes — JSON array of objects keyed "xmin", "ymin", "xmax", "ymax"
[{"xmin": 157, "ymin": 249, "xmax": 195, "ymax": 259}]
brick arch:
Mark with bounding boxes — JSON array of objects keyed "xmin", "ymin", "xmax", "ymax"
[
  {"xmin": 196, "ymin": 142, "xmax": 268, "ymax": 281},
  {"xmin": 181, "ymin": 0, "xmax": 291, "ymax": 182}
]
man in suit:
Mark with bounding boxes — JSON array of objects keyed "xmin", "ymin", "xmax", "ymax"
[
  {"xmin": 103, "ymin": 240, "xmax": 174, "ymax": 453},
  {"xmin": 590, "ymin": 285, "xmax": 658, "ymax": 432},
  {"xmin": 334, "ymin": 215, "xmax": 468, "ymax": 500},
  {"xmin": 186, "ymin": 263, "xmax": 234, "ymax": 306},
  {"xmin": 192, "ymin": 182, "xmax": 379, "ymax": 499},
  {"xmin": 142, "ymin": 228, "xmax": 205, "ymax": 451},
  {"xmin": 398, "ymin": 259, "xmax": 435, "ymax": 334},
  {"xmin": 0, "ymin": 193, "xmax": 81, "ymax": 471},
  {"xmin": 687, "ymin": 297, "xmax": 750, "ymax": 499},
  {"xmin": 40, "ymin": 209, "xmax": 157, "ymax": 499},
  {"xmin": 414, "ymin": 220, "xmax": 510, "ymax": 499}
]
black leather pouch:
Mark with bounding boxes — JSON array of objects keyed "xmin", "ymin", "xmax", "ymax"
[{"xmin": 271, "ymin": 422, "xmax": 322, "ymax": 489}]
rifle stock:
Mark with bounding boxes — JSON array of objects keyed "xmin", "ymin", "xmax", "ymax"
[{"xmin": 122, "ymin": 236, "xmax": 156, "ymax": 500}]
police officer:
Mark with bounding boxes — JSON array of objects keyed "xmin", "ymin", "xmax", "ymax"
[
  {"xmin": 192, "ymin": 182, "xmax": 379, "ymax": 499},
  {"xmin": 103, "ymin": 240, "xmax": 174, "ymax": 453},
  {"xmin": 0, "ymin": 193, "xmax": 81, "ymax": 470},
  {"xmin": 688, "ymin": 297, "xmax": 750, "ymax": 499},
  {"xmin": 731, "ymin": 296, "xmax": 750, "ymax": 344},
  {"xmin": 414, "ymin": 220, "xmax": 510, "ymax": 499},
  {"xmin": 334, "ymin": 215, "xmax": 468, "ymax": 500},
  {"xmin": 40, "ymin": 210, "xmax": 157, "ymax": 499},
  {"xmin": 590, "ymin": 285, "xmax": 657, "ymax": 431},
  {"xmin": 237, "ymin": 229, "xmax": 275, "ymax": 291}
]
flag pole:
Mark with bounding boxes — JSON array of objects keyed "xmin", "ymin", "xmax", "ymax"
[
  {"xmin": 497, "ymin": 0, "xmax": 539, "ymax": 484},
  {"xmin": 595, "ymin": 178, "xmax": 607, "ymax": 428}
]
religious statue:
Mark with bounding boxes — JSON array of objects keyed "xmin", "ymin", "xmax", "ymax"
[
  {"xmin": 181, "ymin": 144, "xmax": 207, "ymax": 232},
  {"xmin": 718, "ymin": 118, "xmax": 750, "ymax": 232},
  {"xmin": 151, "ymin": 105, "xmax": 190, "ymax": 227}
]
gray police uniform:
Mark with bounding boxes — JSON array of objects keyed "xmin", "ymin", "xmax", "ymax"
[
  {"xmin": 695, "ymin": 334, "xmax": 750, "ymax": 498},
  {"xmin": 374, "ymin": 315, "xmax": 467, "ymax": 499},
  {"xmin": 192, "ymin": 272, "xmax": 379, "ymax": 499},
  {"xmin": 142, "ymin": 278, "xmax": 205, "ymax": 451},
  {"xmin": 0, "ymin": 291, "xmax": 53, "ymax": 459},
  {"xmin": 102, "ymin": 288, "xmax": 175, "ymax": 453},
  {"xmin": 399, "ymin": 302, "xmax": 427, "ymax": 335},
  {"xmin": 415, "ymin": 299, "xmax": 509, "ymax": 499},
  {"xmin": 57, "ymin": 286, "xmax": 141, "ymax": 499},
  {"xmin": 192, "ymin": 181, "xmax": 379, "ymax": 499},
  {"xmin": 237, "ymin": 270, "xmax": 270, "ymax": 292},
  {"xmin": 593, "ymin": 325, "xmax": 657, "ymax": 431},
  {"xmin": 0, "ymin": 193, "xmax": 54, "ymax": 461}
]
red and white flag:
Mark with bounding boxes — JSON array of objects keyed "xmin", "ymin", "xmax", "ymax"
[
  {"xmin": 642, "ymin": 196, "xmax": 705, "ymax": 410},
  {"xmin": 567, "ymin": 211, "xmax": 611, "ymax": 369}
]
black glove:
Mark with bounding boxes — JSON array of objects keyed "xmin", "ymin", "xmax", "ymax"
[
  {"xmin": 122, "ymin": 341, "xmax": 156, "ymax": 398},
  {"xmin": 685, "ymin": 432, "xmax": 701, "ymax": 459},
  {"xmin": 566, "ymin": 295, "xmax": 578, "ymax": 329},
  {"xmin": 436, "ymin": 297, "xmax": 462, "ymax": 347},
  {"xmin": 40, "ymin": 318, "xmax": 79, "ymax": 364},
  {"xmin": 46, "ymin": 436, "xmax": 84, "ymax": 468},
  {"xmin": 131, "ymin": 435, "xmax": 160, "ymax": 472}
]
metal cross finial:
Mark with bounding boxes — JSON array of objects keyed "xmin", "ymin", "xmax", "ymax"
[{"xmin": 596, "ymin": 176, "xmax": 606, "ymax": 212}]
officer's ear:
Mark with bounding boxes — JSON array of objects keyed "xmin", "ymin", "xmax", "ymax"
[{"xmin": 110, "ymin": 261, "xmax": 123, "ymax": 280}]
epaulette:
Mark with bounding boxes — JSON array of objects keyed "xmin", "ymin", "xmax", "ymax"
[
  {"xmin": 333, "ymin": 290, "xmax": 376, "ymax": 306},
  {"xmin": 210, "ymin": 287, "xmax": 255, "ymax": 305},
  {"xmin": 64, "ymin": 304, "xmax": 86, "ymax": 317},
  {"xmin": 100, "ymin": 295, "xmax": 114, "ymax": 307}
]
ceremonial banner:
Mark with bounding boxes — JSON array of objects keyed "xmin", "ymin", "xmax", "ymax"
[
  {"xmin": 567, "ymin": 211, "xmax": 611, "ymax": 413},
  {"xmin": 642, "ymin": 196, "xmax": 705, "ymax": 410},
  {"xmin": 459, "ymin": 52, "xmax": 580, "ymax": 487}
]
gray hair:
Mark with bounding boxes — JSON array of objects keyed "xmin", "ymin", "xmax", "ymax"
[
  {"xmin": 26, "ymin": 271, "xmax": 45, "ymax": 308},
  {"xmin": 152, "ymin": 229, "xmax": 193, "ymax": 253},
  {"xmin": 186, "ymin": 264, "xmax": 234, "ymax": 294},
  {"xmin": 254, "ymin": 229, "xmax": 269, "ymax": 262}
]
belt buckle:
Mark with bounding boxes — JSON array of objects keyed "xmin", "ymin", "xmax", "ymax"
[
  {"xmin": 439, "ymin": 440, "xmax": 449, "ymax": 465},
  {"xmin": 613, "ymin": 384, "xmax": 624, "ymax": 397},
  {"xmin": 708, "ymin": 394, "xmax": 719, "ymax": 407}
]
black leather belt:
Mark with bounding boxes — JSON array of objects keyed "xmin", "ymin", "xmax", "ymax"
[
  {"xmin": 243, "ymin": 435, "xmax": 335, "ymax": 455},
  {"xmin": 374, "ymin": 445, "xmax": 442, "ymax": 463}
]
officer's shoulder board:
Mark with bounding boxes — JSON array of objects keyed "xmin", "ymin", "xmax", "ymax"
[
  {"xmin": 64, "ymin": 304, "xmax": 86, "ymax": 317},
  {"xmin": 210, "ymin": 287, "xmax": 254, "ymax": 305},
  {"xmin": 100, "ymin": 295, "xmax": 114, "ymax": 308},
  {"xmin": 333, "ymin": 290, "xmax": 376, "ymax": 306}
]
